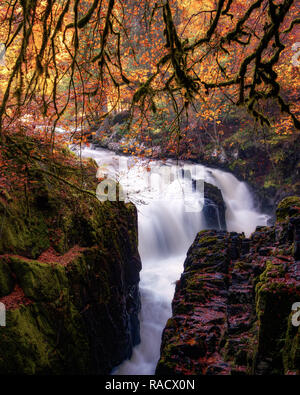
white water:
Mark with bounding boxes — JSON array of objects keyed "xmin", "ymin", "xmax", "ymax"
[{"xmin": 81, "ymin": 147, "xmax": 269, "ymax": 375}]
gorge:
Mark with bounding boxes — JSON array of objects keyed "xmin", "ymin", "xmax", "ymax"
[
  {"xmin": 0, "ymin": 142, "xmax": 299, "ymax": 375},
  {"xmin": 0, "ymin": 0, "xmax": 299, "ymax": 378},
  {"xmin": 81, "ymin": 146, "xmax": 270, "ymax": 374}
]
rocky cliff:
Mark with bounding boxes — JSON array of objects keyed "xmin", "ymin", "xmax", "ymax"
[
  {"xmin": 0, "ymin": 153, "xmax": 141, "ymax": 374},
  {"xmin": 156, "ymin": 196, "xmax": 300, "ymax": 375},
  {"xmin": 202, "ymin": 182, "xmax": 226, "ymax": 231}
]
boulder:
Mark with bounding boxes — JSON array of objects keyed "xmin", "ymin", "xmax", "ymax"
[
  {"xmin": 0, "ymin": 155, "xmax": 141, "ymax": 374},
  {"xmin": 156, "ymin": 196, "xmax": 300, "ymax": 375}
]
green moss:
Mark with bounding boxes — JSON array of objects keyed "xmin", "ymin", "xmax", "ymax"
[
  {"xmin": 0, "ymin": 301, "xmax": 90, "ymax": 374},
  {"xmin": 165, "ymin": 318, "xmax": 176, "ymax": 329},
  {"xmin": 0, "ymin": 258, "xmax": 15, "ymax": 297},
  {"xmin": 199, "ymin": 236, "xmax": 218, "ymax": 246},
  {"xmin": 27, "ymin": 216, "xmax": 51, "ymax": 258},
  {"xmin": 276, "ymin": 196, "xmax": 300, "ymax": 222},
  {"xmin": 258, "ymin": 261, "xmax": 284, "ymax": 283},
  {"xmin": 0, "ymin": 204, "xmax": 50, "ymax": 258},
  {"xmin": 264, "ymin": 179, "xmax": 279, "ymax": 189},
  {"xmin": 9, "ymin": 257, "xmax": 67, "ymax": 302},
  {"xmin": 67, "ymin": 252, "xmax": 111, "ymax": 304},
  {"xmin": 229, "ymin": 159, "xmax": 247, "ymax": 172},
  {"xmin": 0, "ymin": 142, "xmax": 141, "ymax": 374},
  {"xmin": 0, "ymin": 306, "xmax": 52, "ymax": 374},
  {"xmin": 186, "ymin": 275, "xmax": 204, "ymax": 292},
  {"xmin": 234, "ymin": 261, "xmax": 246, "ymax": 270},
  {"xmin": 282, "ymin": 312, "xmax": 300, "ymax": 374},
  {"xmin": 156, "ymin": 343, "xmax": 181, "ymax": 373},
  {"xmin": 254, "ymin": 260, "xmax": 300, "ymax": 374}
]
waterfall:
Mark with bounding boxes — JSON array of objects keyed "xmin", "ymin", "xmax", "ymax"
[
  {"xmin": 204, "ymin": 167, "xmax": 268, "ymax": 235},
  {"xmin": 80, "ymin": 147, "xmax": 269, "ymax": 375}
]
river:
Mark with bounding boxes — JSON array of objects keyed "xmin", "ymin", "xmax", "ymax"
[{"xmin": 80, "ymin": 146, "xmax": 269, "ymax": 375}]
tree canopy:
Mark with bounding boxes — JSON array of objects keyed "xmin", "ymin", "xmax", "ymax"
[{"xmin": 0, "ymin": 0, "xmax": 299, "ymax": 189}]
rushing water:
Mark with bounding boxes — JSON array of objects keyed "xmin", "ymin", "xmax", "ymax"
[{"xmin": 80, "ymin": 146, "xmax": 269, "ymax": 375}]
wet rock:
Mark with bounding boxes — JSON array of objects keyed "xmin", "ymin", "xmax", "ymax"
[
  {"xmin": 156, "ymin": 197, "xmax": 300, "ymax": 375},
  {"xmin": 202, "ymin": 182, "xmax": 227, "ymax": 231}
]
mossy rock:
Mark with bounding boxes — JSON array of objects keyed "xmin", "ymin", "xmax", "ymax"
[
  {"xmin": 156, "ymin": 343, "xmax": 183, "ymax": 374},
  {"xmin": 255, "ymin": 260, "xmax": 300, "ymax": 374},
  {"xmin": 0, "ymin": 306, "xmax": 53, "ymax": 374},
  {"xmin": 276, "ymin": 196, "xmax": 300, "ymax": 222},
  {"xmin": 0, "ymin": 204, "xmax": 50, "ymax": 258},
  {"xmin": 0, "ymin": 137, "xmax": 141, "ymax": 374},
  {"xmin": 0, "ymin": 302, "xmax": 90, "ymax": 374},
  {"xmin": 0, "ymin": 258, "xmax": 15, "ymax": 297},
  {"xmin": 9, "ymin": 257, "xmax": 67, "ymax": 302},
  {"xmin": 282, "ymin": 312, "xmax": 300, "ymax": 374}
]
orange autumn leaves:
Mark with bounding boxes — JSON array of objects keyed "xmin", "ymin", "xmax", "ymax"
[{"xmin": 0, "ymin": 0, "xmax": 298, "ymax": 154}]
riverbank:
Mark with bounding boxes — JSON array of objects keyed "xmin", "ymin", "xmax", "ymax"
[
  {"xmin": 156, "ymin": 196, "xmax": 300, "ymax": 375},
  {"xmin": 0, "ymin": 137, "xmax": 141, "ymax": 374}
]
